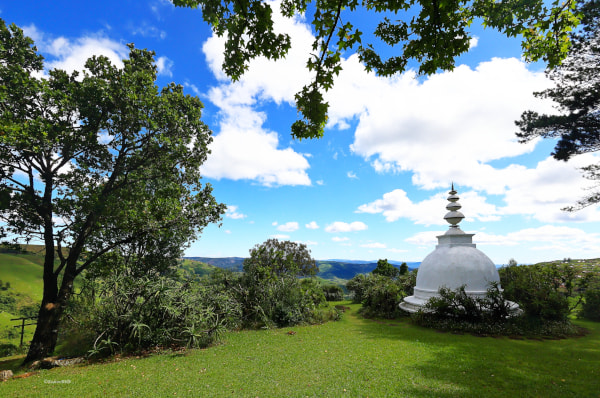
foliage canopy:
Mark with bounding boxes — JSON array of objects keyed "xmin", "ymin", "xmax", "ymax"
[
  {"xmin": 0, "ymin": 19, "xmax": 225, "ymax": 362},
  {"xmin": 174, "ymin": 0, "xmax": 581, "ymax": 139},
  {"xmin": 516, "ymin": 0, "xmax": 600, "ymax": 210}
]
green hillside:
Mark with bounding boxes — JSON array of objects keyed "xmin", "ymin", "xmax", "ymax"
[
  {"xmin": 0, "ymin": 253, "xmax": 44, "ymax": 347},
  {"xmin": 0, "ymin": 253, "xmax": 44, "ymax": 300},
  {"xmin": 179, "ymin": 258, "xmax": 217, "ymax": 278}
]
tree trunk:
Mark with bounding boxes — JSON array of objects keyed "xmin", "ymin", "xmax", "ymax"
[{"xmin": 23, "ymin": 299, "xmax": 64, "ymax": 363}]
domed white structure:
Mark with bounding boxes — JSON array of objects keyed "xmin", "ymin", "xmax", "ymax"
[{"xmin": 400, "ymin": 185, "xmax": 513, "ymax": 313}]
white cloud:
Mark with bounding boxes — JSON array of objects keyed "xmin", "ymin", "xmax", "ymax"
[
  {"xmin": 387, "ymin": 248, "xmax": 409, "ymax": 253},
  {"xmin": 405, "ymin": 231, "xmax": 444, "ymax": 246},
  {"xmin": 130, "ymin": 22, "xmax": 166, "ymax": 39},
  {"xmin": 200, "ymin": 1, "xmax": 314, "ymax": 186},
  {"xmin": 325, "ymin": 221, "xmax": 368, "ymax": 233},
  {"xmin": 357, "ymin": 188, "xmax": 500, "ymax": 226},
  {"xmin": 347, "ymin": 171, "xmax": 358, "ymax": 179},
  {"xmin": 299, "ymin": 240, "xmax": 318, "ymax": 246},
  {"xmin": 361, "ymin": 242, "xmax": 386, "ymax": 249},
  {"xmin": 342, "ymin": 57, "xmax": 550, "ymax": 183},
  {"xmin": 470, "ymin": 36, "xmax": 479, "ymax": 49},
  {"xmin": 497, "ymin": 154, "xmax": 600, "ymax": 223},
  {"xmin": 156, "ymin": 56, "xmax": 173, "ymax": 77},
  {"xmin": 31, "ymin": 30, "xmax": 128, "ymax": 74},
  {"xmin": 200, "ymin": 110, "xmax": 311, "ymax": 186},
  {"xmin": 277, "ymin": 221, "xmax": 299, "ymax": 232},
  {"xmin": 225, "ymin": 205, "xmax": 246, "ymax": 219},
  {"xmin": 305, "ymin": 221, "xmax": 319, "ymax": 229},
  {"xmin": 406, "ymin": 225, "xmax": 600, "ymax": 261},
  {"xmin": 332, "ymin": 236, "xmax": 350, "ymax": 242}
]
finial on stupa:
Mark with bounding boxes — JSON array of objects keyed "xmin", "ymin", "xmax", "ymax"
[{"xmin": 444, "ymin": 183, "xmax": 464, "ymax": 231}]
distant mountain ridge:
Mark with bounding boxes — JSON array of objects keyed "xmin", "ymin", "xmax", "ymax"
[{"xmin": 183, "ymin": 257, "xmax": 420, "ymax": 280}]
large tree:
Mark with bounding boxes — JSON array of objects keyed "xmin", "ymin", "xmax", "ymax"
[
  {"xmin": 243, "ymin": 238, "xmax": 318, "ymax": 277},
  {"xmin": 174, "ymin": 0, "xmax": 581, "ymax": 139},
  {"xmin": 516, "ymin": 0, "xmax": 600, "ymax": 210},
  {"xmin": 0, "ymin": 20, "xmax": 226, "ymax": 362}
]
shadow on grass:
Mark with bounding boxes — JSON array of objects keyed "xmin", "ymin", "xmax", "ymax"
[{"xmin": 351, "ymin": 310, "xmax": 600, "ymax": 397}]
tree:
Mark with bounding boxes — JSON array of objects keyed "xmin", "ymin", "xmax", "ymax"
[
  {"xmin": 0, "ymin": 20, "xmax": 225, "ymax": 362},
  {"xmin": 399, "ymin": 262, "xmax": 409, "ymax": 275},
  {"xmin": 241, "ymin": 239, "xmax": 320, "ymax": 327},
  {"xmin": 173, "ymin": 0, "xmax": 580, "ymax": 139},
  {"xmin": 243, "ymin": 238, "xmax": 318, "ymax": 277},
  {"xmin": 516, "ymin": 0, "xmax": 600, "ymax": 210},
  {"xmin": 372, "ymin": 258, "xmax": 399, "ymax": 278}
]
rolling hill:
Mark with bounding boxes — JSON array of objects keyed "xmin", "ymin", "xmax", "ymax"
[
  {"xmin": 183, "ymin": 257, "xmax": 419, "ymax": 281},
  {"xmin": 0, "ymin": 252, "xmax": 44, "ymax": 347}
]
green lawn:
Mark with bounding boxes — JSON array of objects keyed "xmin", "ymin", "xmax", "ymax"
[{"xmin": 1, "ymin": 303, "xmax": 598, "ymax": 397}]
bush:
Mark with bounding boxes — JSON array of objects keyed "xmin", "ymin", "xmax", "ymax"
[
  {"xmin": 65, "ymin": 270, "xmax": 241, "ymax": 357},
  {"xmin": 346, "ymin": 271, "xmax": 417, "ymax": 319},
  {"xmin": 361, "ymin": 275, "xmax": 405, "ymax": 319},
  {"xmin": 419, "ymin": 283, "xmax": 512, "ymax": 324},
  {"xmin": 413, "ymin": 282, "xmax": 582, "ymax": 337},
  {"xmin": 499, "ymin": 264, "xmax": 574, "ymax": 321},
  {"xmin": 0, "ymin": 343, "xmax": 19, "ymax": 357},
  {"xmin": 321, "ymin": 284, "xmax": 344, "ymax": 301},
  {"xmin": 581, "ymin": 287, "xmax": 600, "ymax": 321},
  {"xmin": 237, "ymin": 239, "xmax": 325, "ymax": 328}
]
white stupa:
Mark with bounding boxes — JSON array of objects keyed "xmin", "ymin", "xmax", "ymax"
[{"xmin": 400, "ymin": 184, "xmax": 515, "ymax": 313}]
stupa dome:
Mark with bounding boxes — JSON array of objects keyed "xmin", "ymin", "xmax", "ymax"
[{"xmin": 400, "ymin": 185, "xmax": 504, "ymax": 313}]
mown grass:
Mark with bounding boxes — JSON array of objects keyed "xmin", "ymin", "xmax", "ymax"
[{"xmin": 1, "ymin": 303, "xmax": 599, "ymax": 397}]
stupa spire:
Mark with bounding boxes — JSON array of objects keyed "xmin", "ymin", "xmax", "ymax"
[{"xmin": 443, "ymin": 183, "xmax": 465, "ymax": 231}]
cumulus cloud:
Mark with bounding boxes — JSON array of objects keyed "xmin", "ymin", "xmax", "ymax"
[
  {"xmin": 361, "ymin": 242, "xmax": 386, "ymax": 249},
  {"xmin": 305, "ymin": 221, "xmax": 319, "ymax": 229},
  {"xmin": 200, "ymin": 108, "xmax": 311, "ymax": 186},
  {"xmin": 357, "ymin": 188, "xmax": 500, "ymax": 226},
  {"xmin": 277, "ymin": 221, "xmax": 299, "ymax": 232},
  {"xmin": 200, "ymin": 1, "xmax": 314, "ymax": 186},
  {"xmin": 405, "ymin": 225, "xmax": 600, "ymax": 261},
  {"xmin": 40, "ymin": 34, "xmax": 127, "ymax": 74},
  {"xmin": 332, "ymin": 236, "xmax": 349, "ymax": 242},
  {"xmin": 325, "ymin": 221, "xmax": 368, "ymax": 233},
  {"xmin": 225, "ymin": 205, "xmax": 246, "ymax": 219},
  {"xmin": 156, "ymin": 56, "xmax": 173, "ymax": 77}
]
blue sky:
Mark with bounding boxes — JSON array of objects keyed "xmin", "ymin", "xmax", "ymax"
[{"xmin": 2, "ymin": 0, "xmax": 599, "ymax": 264}]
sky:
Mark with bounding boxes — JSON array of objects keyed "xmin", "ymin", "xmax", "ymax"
[{"xmin": 2, "ymin": 0, "xmax": 599, "ymax": 264}]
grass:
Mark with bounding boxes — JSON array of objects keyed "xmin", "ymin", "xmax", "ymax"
[
  {"xmin": 0, "ymin": 253, "xmax": 44, "ymax": 301},
  {"xmin": 1, "ymin": 303, "xmax": 599, "ymax": 397},
  {"xmin": 0, "ymin": 253, "xmax": 44, "ymax": 347}
]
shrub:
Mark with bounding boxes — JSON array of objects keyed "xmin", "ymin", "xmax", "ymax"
[
  {"xmin": 347, "ymin": 271, "xmax": 417, "ymax": 319},
  {"xmin": 237, "ymin": 239, "xmax": 324, "ymax": 328},
  {"xmin": 499, "ymin": 263, "xmax": 573, "ymax": 321},
  {"xmin": 65, "ymin": 270, "xmax": 241, "ymax": 357},
  {"xmin": 419, "ymin": 283, "xmax": 512, "ymax": 324},
  {"xmin": 321, "ymin": 284, "xmax": 344, "ymax": 301},
  {"xmin": 581, "ymin": 287, "xmax": 600, "ymax": 321},
  {"xmin": 0, "ymin": 343, "xmax": 19, "ymax": 357},
  {"xmin": 361, "ymin": 275, "xmax": 405, "ymax": 319},
  {"xmin": 413, "ymin": 282, "xmax": 582, "ymax": 337}
]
